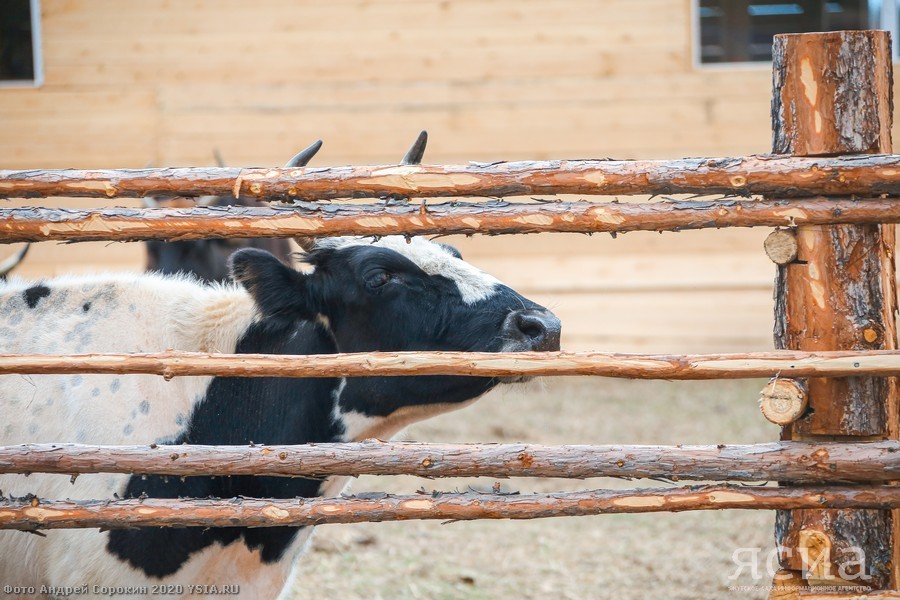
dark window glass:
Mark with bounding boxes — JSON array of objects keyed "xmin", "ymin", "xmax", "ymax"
[
  {"xmin": 0, "ymin": 0, "xmax": 35, "ymax": 81},
  {"xmin": 699, "ymin": 1, "xmax": 873, "ymax": 63}
]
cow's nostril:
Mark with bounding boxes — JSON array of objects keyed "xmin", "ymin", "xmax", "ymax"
[
  {"xmin": 507, "ymin": 310, "xmax": 561, "ymax": 351},
  {"xmin": 516, "ymin": 312, "xmax": 547, "ymax": 341}
]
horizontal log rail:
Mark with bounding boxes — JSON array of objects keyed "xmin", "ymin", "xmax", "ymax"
[
  {"xmin": 2, "ymin": 197, "xmax": 900, "ymax": 242},
  {"xmin": 3, "ymin": 155, "xmax": 900, "ymax": 201},
  {"xmin": 1, "ymin": 441, "xmax": 897, "ymax": 482},
  {"xmin": 4, "ymin": 350, "xmax": 900, "ymax": 380},
  {"xmin": 2, "ymin": 485, "xmax": 898, "ymax": 530}
]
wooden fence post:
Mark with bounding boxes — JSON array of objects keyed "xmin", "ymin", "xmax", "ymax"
[{"xmin": 771, "ymin": 30, "xmax": 899, "ymax": 590}]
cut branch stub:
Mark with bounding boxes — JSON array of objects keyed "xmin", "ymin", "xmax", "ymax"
[
  {"xmin": 760, "ymin": 378, "xmax": 809, "ymax": 425},
  {"xmin": 764, "ymin": 229, "xmax": 799, "ymax": 265}
]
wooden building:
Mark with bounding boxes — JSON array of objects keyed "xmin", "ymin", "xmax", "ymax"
[{"xmin": 2, "ymin": 0, "xmax": 885, "ymax": 351}]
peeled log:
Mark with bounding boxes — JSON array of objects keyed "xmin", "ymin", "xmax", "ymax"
[
  {"xmin": 771, "ymin": 30, "xmax": 900, "ymax": 589},
  {"xmin": 7, "ymin": 349, "xmax": 900, "ymax": 380},
  {"xmin": 4, "ymin": 198, "xmax": 900, "ymax": 243},
  {"xmin": 760, "ymin": 378, "xmax": 809, "ymax": 425},
  {"xmin": 1, "ymin": 441, "xmax": 897, "ymax": 482},
  {"xmin": 2, "ymin": 485, "xmax": 900, "ymax": 531},
  {"xmin": 6, "ymin": 155, "xmax": 900, "ymax": 201}
]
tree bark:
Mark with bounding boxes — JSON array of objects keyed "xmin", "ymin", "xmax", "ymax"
[
  {"xmin": 6, "ymin": 349, "xmax": 900, "ymax": 380},
  {"xmin": 2, "ymin": 485, "xmax": 899, "ymax": 531},
  {"xmin": 4, "ymin": 155, "xmax": 900, "ymax": 201},
  {"xmin": 771, "ymin": 30, "xmax": 899, "ymax": 589},
  {"xmin": 3, "ymin": 198, "xmax": 900, "ymax": 243},
  {"xmin": 1, "ymin": 441, "xmax": 898, "ymax": 482}
]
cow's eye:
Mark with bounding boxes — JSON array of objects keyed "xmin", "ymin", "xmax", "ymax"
[{"xmin": 365, "ymin": 269, "xmax": 393, "ymax": 289}]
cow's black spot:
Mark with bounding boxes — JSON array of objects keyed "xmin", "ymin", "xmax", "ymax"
[
  {"xmin": 110, "ymin": 379, "xmax": 121, "ymax": 393},
  {"xmin": 123, "ymin": 424, "xmax": 133, "ymax": 436},
  {"xmin": 82, "ymin": 302, "xmax": 91, "ymax": 312},
  {"xmin": 23, "ymin": 285, "xmax": 50, "ymax": 309},
  {"xmin": 108, "ymin": 319, "xmax": 342, "ymax": 577},
  {"xmin": 139, "ymin": 400, "xmax": 150, "ymax": 415}
]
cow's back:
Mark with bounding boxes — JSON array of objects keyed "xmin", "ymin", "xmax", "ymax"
[{"xmin": 0, "ymin": 274, "xmax": 288, "ymax": 597}]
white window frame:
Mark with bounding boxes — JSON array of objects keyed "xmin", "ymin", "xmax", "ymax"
[
  {"xmin": 0, "ymin": 0, "xmax": 43, "ymax": 88},
  {"xmin": 691, "ymin": 0, "xmax": 900, "ymax": 69}
]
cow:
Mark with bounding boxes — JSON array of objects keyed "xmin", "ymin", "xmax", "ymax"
[
  {"xmin": 0, "ymin": 243, "xmax": 29, "ymax": 281},
  {"xmin": 0, "ymin": 234, "xmax": 561, "ymax": 596},
  {"xmin": 143, "ymin": 141, "xmax": 323, "ymax": 283}
]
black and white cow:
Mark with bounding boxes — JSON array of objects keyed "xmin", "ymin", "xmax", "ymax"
[
  {"xmin": 144, "ymin": 141, "xmax": 323, "ymax": 283},
  {"xmin": 0, "ymin": 234, "xmax": 560, "ymax": 597}
]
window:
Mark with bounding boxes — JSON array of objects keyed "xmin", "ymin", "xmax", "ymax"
[
  {"xmin": 695, "ymin": 0, "xmax": 889, "ymax": 65},
  {"xmin": 0, "ymin": 0, "xmax": 42, "ymax": 86}
]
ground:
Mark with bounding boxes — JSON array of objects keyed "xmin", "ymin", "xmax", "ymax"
[{"xmin": 290, "ymin": 377, "xmax": 780, "ymax": 599}]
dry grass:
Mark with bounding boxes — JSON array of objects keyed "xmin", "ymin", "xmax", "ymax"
[{"xmin": 288, "ymin": 378, "xmax": 781, "ymax": 599}]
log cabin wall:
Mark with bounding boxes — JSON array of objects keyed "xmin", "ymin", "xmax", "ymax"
[{"xmin": 0, "ymin": 0, "xmax": 879, "ymax": 352}]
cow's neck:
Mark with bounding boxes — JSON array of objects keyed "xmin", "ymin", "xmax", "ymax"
[
  {"xmin": 333, "ymin": 375, "xmax": 492, "ymax": 442},
  {"xmin": 108, "ymin": 316, "xmax": 346, "ymax": 576}
]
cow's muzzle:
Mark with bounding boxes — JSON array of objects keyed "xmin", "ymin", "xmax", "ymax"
[{"xmin": 501, "ymin": 309, "xmax": 561, "ymax": 352}]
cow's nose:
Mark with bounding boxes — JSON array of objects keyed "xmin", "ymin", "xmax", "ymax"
[{"xmin": 506, "ymin": 310, "xmax": 561, "ymax": 351}]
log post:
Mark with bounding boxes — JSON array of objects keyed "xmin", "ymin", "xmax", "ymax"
[{"xmin": 772, "ymin": 30, "xmax": 899, "ymax": 589}]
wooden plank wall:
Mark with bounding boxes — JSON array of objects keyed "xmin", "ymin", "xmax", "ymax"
[{"xmin": 1, "ymin": 0, "xmax": 863, "ymax": 352}]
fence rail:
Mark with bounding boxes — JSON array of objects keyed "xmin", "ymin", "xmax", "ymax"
[
  {"xmin": 2, "ymin": 196, "xmax": 900, "ymax": 242},
  {"xmin": 2, "ymin": 350, "xmax": 900, "ymax": 379},
  {"xmin": 1, "ymin": 441, "xmax": 896, "ymax": 481},
  {"xmin": 2, "ymin": 154, "xmax": 900, "ymax": 201},
  {"xmin": 2, "ymin": 485, "xmax": 898, "ymax": 531}
]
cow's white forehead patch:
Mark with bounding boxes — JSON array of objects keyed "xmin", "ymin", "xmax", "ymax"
[{"xmin": 315, "ymin": 236, "xmax": 499, "ymax": 304}]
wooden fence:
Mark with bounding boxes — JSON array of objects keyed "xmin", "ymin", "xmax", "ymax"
[{"xmin": 1, "ymin": 30, "xmax": 899, "ymax": 597}]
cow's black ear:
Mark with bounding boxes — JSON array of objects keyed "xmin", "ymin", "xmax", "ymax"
[{"xmin": 228, "ymin": 248, "xmax": 317, "ymax": 318}]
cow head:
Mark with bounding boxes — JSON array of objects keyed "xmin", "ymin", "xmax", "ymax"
[
  {"xmin": 229, "ymin": 235, "xmax": 561, "ymax": 419},
  {"xmin": 231, "ymin": 130, "xmax": 559, "ymax": 421}
]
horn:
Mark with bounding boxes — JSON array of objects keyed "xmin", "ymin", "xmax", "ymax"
[
  {"xmin": 141, "ymin": 196, "xmax": 159, "ymax": 208},
  {"xmin": 287, "ymin": 140, "xmax": 324, "ymax": 252},
  {"xmin": 284, "ymin": 140, "xmax": 324, "ymax": 168},
  {"xmin": 401, "ymin": 130, "xmax": 428, "ymax": 165},
  {"xmin": 213, "ymin": 148, "xmax": 226, "ymax": 167},
  {"xmin": 0, "ymin": 243, "xmax": 31, "ymax": 279}
]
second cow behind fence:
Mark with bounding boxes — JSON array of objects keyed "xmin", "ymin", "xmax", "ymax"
[
  {"xmin": 0, "ymin": 232, "xmax": 561, "ymax": 598},
  {"xmin": 143, "ymin": 131, "xmax": 430, "ymax": 283},
  {"xmin": 141, "ymin": 142, "xmax": 323, "ymax": 283}
]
